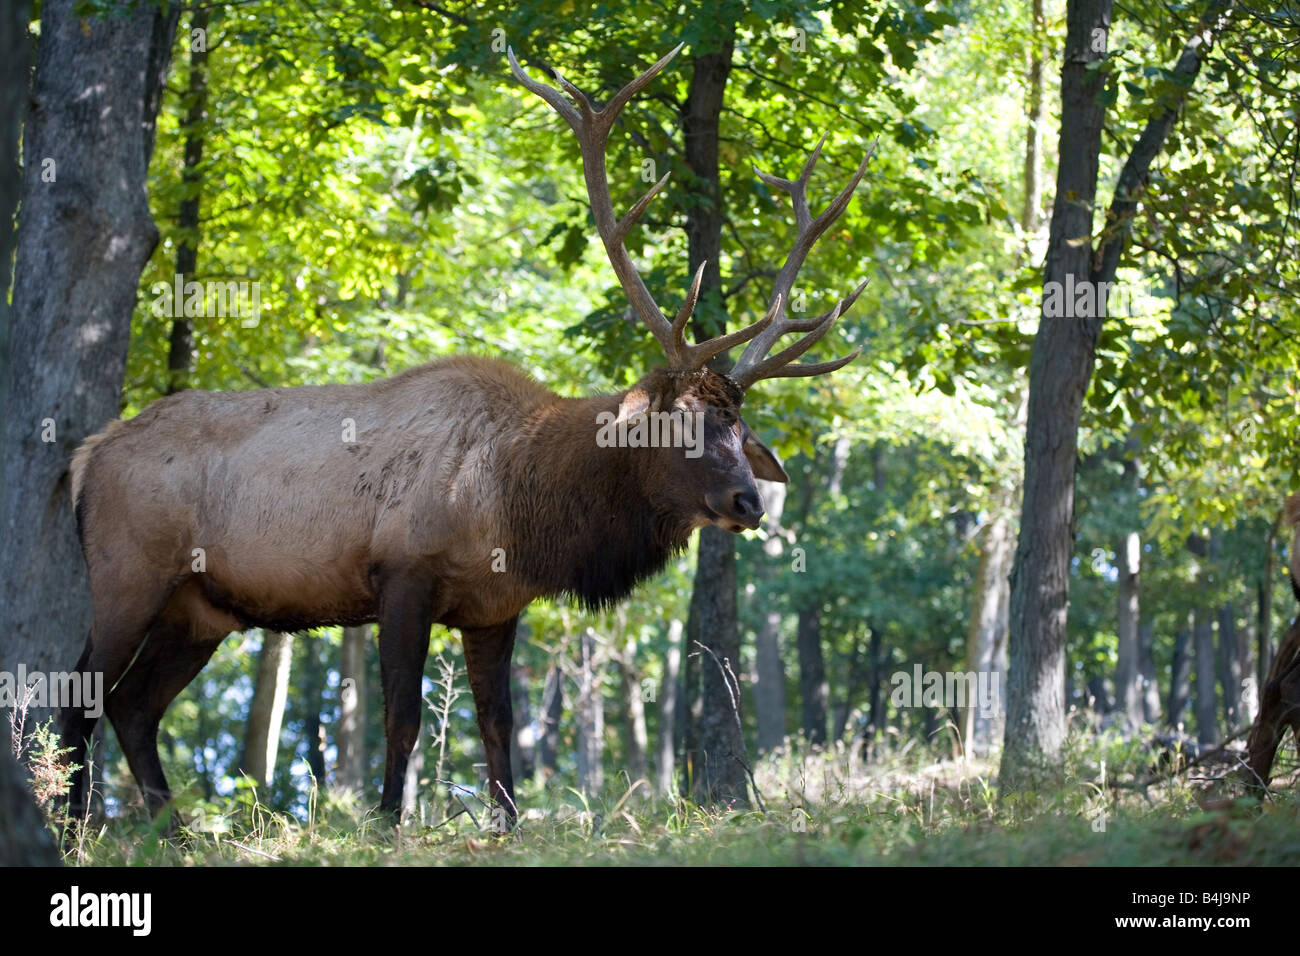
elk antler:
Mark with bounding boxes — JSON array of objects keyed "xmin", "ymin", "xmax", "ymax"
[
  {"xmin": 510, "ymin": 45, "xmax": 872, "ymax": 386},
  {"xmin": 728, "ymin": 134, "xmax": 876, "ymax": 391},
  {"xmin": 509, "ymin": 44, "xmax": 775, "ymax": 370}
]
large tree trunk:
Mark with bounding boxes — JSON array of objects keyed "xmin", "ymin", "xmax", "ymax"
[
  {"xmin": 656, "ymin": 619, "xmax": 682, "ymax": 795},
  {"xmin": 166, "ymin": 5, "xmax": 210, "ymax": 394},
  {"xmin": 337, "ymin": 625, "xmax": 369, "ymax": 793},
  {"xmin": 752, "ymin": 481, "xmax": 788, "ymax": 754},
  {"xmin": 1001, "ymin": 0, "xmax": 1225, "ymax": 793},
  {"xmin": 0, "ymin": 746, "xmax": 59, "ymax": 866},
  {"xmin": 1001, "ymin": 0, "xmax": 1112, "ymax": 794},
  {"xmin": 681, "ymin": 22, "xmax": 748, "ymax": 807},
  {"xmin": 0, "ymin": 0, "xmax": 179, "ymax": 731},
  {"xmin": 240, "ymin": 631, "xmax": 294, "ymax": 788},
  {"xmin": 0, "ymin": 0, "xmax": 59, "ymax": 870}
]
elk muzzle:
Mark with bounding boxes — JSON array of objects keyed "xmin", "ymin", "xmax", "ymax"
[{"xmin": 706, "ymin": 484, "xmax": 765, "ymax": 532}]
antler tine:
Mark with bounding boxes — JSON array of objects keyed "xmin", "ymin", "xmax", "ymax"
[
  {"xmin": 732, "ymin": 278, "xmax": 869, "ymax": 390},
  {"xmin": 670, "ymin": 262, "xmax": 707, "ymax": 355},
  {"xmin": 680, "ymin": 294, "xmax": 781, "ymax": 368},
  {"xmin": 730, "ymin": 137, "xmax": 877, "ymax": 390},
  {"xmin": 509, "ymin": 45, "xmax": 686, "ymax": 362}
]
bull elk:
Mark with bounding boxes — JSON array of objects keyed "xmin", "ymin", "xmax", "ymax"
[{"xmin": 59, "ymin": 44, "xmax": 873, "ymax": 828}]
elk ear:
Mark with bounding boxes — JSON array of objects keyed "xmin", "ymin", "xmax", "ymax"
[
  {"xmin": 615, "ymin": 388, "xmax": 654, "ymax": 425},
  {"xmin": 742, "ymin": 424, "xmax": 789, "ymax": 483}
]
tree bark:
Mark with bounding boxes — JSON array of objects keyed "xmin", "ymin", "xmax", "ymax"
[
  {"xmin": 297, "ymin": 635, "xmax": 327, "ymax": 785},
  {"xmin": 616, "ymin": 644, "xmax": 649, "ymax": 785},
  {"xmin": 797, "ymin": 604, "xmax": 828, "ymax": 746},
  {"xmin": 964, "ymin": 510, "xmax": 1014, "ymax": 756},
  {"xmin": 575, "ymin": 627, "xmax": 604, "ymax": 796},
  {"xmin": 337, "ymin": 625, "xmax": 369, "ymax": 793},
  {"xmin": 753, "ymin": 480, "xmax": 788, "ymax": 754},
  {"xmin": 681, "ymin": 21, "xmax": 749, "ymax": 808},
  {"xmin": 510, "ymin": 662, "xmax": 534, "ymax": 783},
  {"xmin": 0, "ymin": 0, "xmax": 179, "ymax": 731},
  {"xmin": 535, "ymin": 661, "xmax": 563, "ymax": 785},
  {"xmin": 1001, "ymin": 0, "xmax": 1227, "ymax": 793},
  {"xmin": 656, "ymin": 618, "xmax": 682, "ymax": 795},
  {"xmin": 1139, "ymin": 621, "xmax": 1161, "ymax": 723},
  {"xmin": 1001, "ymin": 0, "xmax": 1112, "ymax": 793},
  {"xmin": 1115, "ymin": 526, "xmax": 1143, "ymax": 734},
  {"xmin": 240, "ymin": 630, "xmax": 294, "ymax": 788},
  {"xmin": 1022, "ymin": 0, "xmax": 1046, "ymax": 231},
  {"xmin": 165, "ymin": 6, "xmax": 210, "ymax": 394},
  {"xmin": 1168, "ymin": 617, "xmax": 1192, "ymax": 728},
  {"xmin": 0, "ymin": 0, "xmax": 59, "ymax": 869},
  {"xmin": 1219, "ymin": 602, "xmax": 1243, "ymax": 731}
]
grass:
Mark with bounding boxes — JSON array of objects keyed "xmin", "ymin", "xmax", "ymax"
[{"xmin": 57, "ymin": 731, "xmax": 1300, "ymax": 867}]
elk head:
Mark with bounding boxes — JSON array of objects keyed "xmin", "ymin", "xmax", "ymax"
[{"xmin": 511, "ymin": 44, "xmax": 873, "ymax": 534}]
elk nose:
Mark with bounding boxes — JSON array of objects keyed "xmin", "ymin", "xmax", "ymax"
[
  {"xmin": 732, "ymin": 488, "xmax": 764, "ymax": 524},
  {"xmin": 706, "ymin": 486, "xmax": 765, "ymax": 531}
]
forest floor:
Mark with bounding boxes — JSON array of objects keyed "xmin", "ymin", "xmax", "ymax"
[{"xmin": 62, "ymin": 731, "xmax": 1300, "ymax": 866}]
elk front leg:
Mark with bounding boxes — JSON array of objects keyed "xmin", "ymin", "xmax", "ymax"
[
  {"xmin": 376, "ymin": 573, "xmax": 434, "ymax": 819},
  {"xmin": 462, "ymin": 616, "xmax": 519, "ymax": 829}
]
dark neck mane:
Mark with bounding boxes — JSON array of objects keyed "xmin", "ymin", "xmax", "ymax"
[{"xmin": 501, "ymin": 393, "xmax": 695, "ymax": 610}]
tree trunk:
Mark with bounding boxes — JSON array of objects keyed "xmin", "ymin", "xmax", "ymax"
[
  {"xmin": 240, "ymin": 630, "xmax": 294, "ymax": 788},
  {"xmin": 296, "ymin": 636, "xmax": 327, "ymax": 785},
  {"xmin": 1001, "ymin": 0, "xmax": 1224, "ymax": 793},
  {"xmin": 1219, "ymin": 602, "xmax": 1242, "ymax": 732},
  {"xmin": 510, "ymin": 662, "xmax": 534, "ymax": 783},
  {"xmin": 1022, "ymin": 0, "xmax": 1046, "ymax": 230},
  {"xmin": 682, "ymin": 22, "xmax": 748, "ymax": 808},
  {"xmin": 656, "ymin": 619, "xmax": 682, "ymax": 796},
  {"xmin": 0, "ymin": 0, "xmax": 179, "ymax": 731},
  {"xmin": 1139, "ymin": 621, "xmax": 1161, "ymax": 724},
  {"xmin": 796, "ymin": 604, "xmax": 828, "ymax": 746},
  {"xmin": 753, "ymin": 480, "xmax": 788, "ymax": 754},
  {"xmin": 166, "ymin": 5, "xmax": 210, "ymax": 394},
  {"xmin": 402, "ymin": 720, "xmax": 424, "ymax": 822},
  {"xmin": 964, "ymin": 509, "xmax": 1014, "ymax": 756},
  {"xmin": 535, "ymin": 661, "xmax": 563, "ymax": 785},
  {"xmin": 617, "ymin": 644, "xmax": 649, "ymax": 785},
  {"xmin": 575, "ymin": 627, "xmax": 604, "ymax": 796},
  {"xmin": 0, "ymin": 0, "xmax": 58, "ymax": 869},
  {"xmin": 1001, "ymin": 0, "xmax": 1112, "ymax": 792},
  {"xmin": 1258, "ymin": 526, "xmax": 1276, "ymax": 684},
  {"xmin": 1193, "ymin": 609, "xmax": 1217, "ymax": 746},
  {"xmin": 337, "ymin": 625, "xmax": 369, "ymax": 793},
  {"xmin": 1115, "ymin": 527, "xmax": 1143, "ymax": 734},
  {"xmin": 1168, "ymin": 617, "xmax": 1192, "ymax": 728},
  {"xmin": 861, "ymin": 625, "xmax": 887, "ymax": 762}
]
